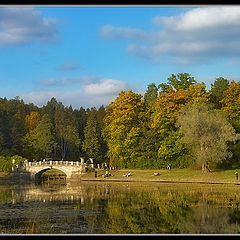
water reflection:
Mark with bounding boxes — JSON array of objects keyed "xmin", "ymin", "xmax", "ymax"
[{"xmin": 0, "ymin": 182, "xmax": 240, "ymax": 234}]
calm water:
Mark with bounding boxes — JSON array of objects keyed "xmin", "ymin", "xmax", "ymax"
[{"xmin": 1, "ymin": 181, "xmax": 240, "ymax": 234}]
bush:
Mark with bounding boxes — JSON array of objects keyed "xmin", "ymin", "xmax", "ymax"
[
  {"xmin": 0, "ymin": 155, "xmax": 27, "ymax": 173},
  {"xmin": 0, "ymin": 156, "xmax": 12, "ymax": 173}
]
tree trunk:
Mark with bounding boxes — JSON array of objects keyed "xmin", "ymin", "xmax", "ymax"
[{"xmin": 202, "ymin": 161, "xmax": 210, "ymax": 173}]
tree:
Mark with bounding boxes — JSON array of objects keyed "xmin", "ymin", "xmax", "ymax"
[
  {"xmin": 144, "ymin": 83, "xmax": 158, "ymax": 106},
  {"xmin": 82, "ymin": 109, "xmax": 102, "ymax": 163},
  {"xmin": 25, "ymin": 111, "xmax": 41, "ymax": 131},
  {"xmin": 103, "ymin": 90, "xmax": 144, "ymax": 168},
  {"xmin": 221, "ymin": 81, "xmax": 240, "ymax": 125},
  {"xmin": 152, "ymin": 88, "xmax": 188, "ymax": 135},
  {"xmin": 23, "ymin": 114, "xmax": 56, "ymax": 159},
  {"xmin": 73, "ymin": 106, "xmax": 87, "ymax": 156},
  {"xmin": 159, "ymin": 73, "xmax": 196, "ymax": 92},
  {"xmin": 209, "ymin": 77, "xmax": 230, "ymax": 109},
  {"xmin": 176, "ymin": 102, "xmax": 239, "ymax": 173},
  {"xmin": 54, "ymin": 104, "xmax": 80, "ymax": 160},
  {"xmin": 187, "ymin": 83, "xmax": 209, "ymax": 103}
]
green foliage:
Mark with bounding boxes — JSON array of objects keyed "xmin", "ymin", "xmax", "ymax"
[
  {"xmin": 1, "ymin": 72, "xmax": 240, "ymax": 171},
  {"xmin": 83, "ymin": 109, "xmax": 102, "ymax": 163},
  {"xmin": 210, "ymin": 77, "xmax": 230, "ymax": 109},
  {"xmin": 176, "ymin": 101, "xmax": 239, "ymax": 172},
  {"xmin": 159, "ymin": 73, "xmax": 196, "ymax": 92},
  {"xmin": 157, "ymin": 131, "xmax": 195, "ymax": 169},
  {"xmin": 23, "ymin": 114, "xmax": 56, "ymax": 159},
  {"xmin": 102, "ymin": 90, "xmax": 144, "ymax": 168},
  {"xmin": 144, "ymin": 83, "xmax": 158, "ymax": 105},
  {"xmin": 0, "ymin": 156, "xmax": 12, "ymax": 173}
]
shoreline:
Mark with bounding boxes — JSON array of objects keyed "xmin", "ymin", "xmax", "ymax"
[
  {"xmin": 1, "ymin": 168, "xmax": 240, "ymax": 186},
  {"xmin": 79, "ymin": 178, "xmax": 240, "ymax": 185}
]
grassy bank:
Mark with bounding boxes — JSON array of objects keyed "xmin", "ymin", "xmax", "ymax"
[
  {"xmin": 79, "ymin": 168, "xmax": 240, "ymax": 184},
  {"xmin": 1, "ymin": 168, "xmax": 240, "ymax": 185}
]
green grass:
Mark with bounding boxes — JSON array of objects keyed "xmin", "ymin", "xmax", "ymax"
[
  {"xmin": 0, "ymin": 167, "xmax": 239, "ymax": 184},
  {"xmin": 41, "ymin": 168, "xmax": 66, "ymax": 176},
  {"xmin": 80, "ymin": 168, "xmax": 240, "ymax": 184}
]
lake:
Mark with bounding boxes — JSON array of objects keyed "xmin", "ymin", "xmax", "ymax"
[{"xmin": 0, "ymin": 180, "xmax": 240, "ymax": 234}]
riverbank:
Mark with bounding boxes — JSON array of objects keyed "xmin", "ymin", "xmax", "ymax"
[
  {"xmin": 1, "ymin": 168, "xmax": 240, "ymax": 185},
  {"xmin": 79, "ymin": 168, "xmax": 240, "ymax": 185}
]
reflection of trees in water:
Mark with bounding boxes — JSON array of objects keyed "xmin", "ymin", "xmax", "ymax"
[
  {"xmin": 1, "ymin": 183, "xmax": 240, "ymax": 234},
  {"xmin": 100, "ymin": 187, "xmax": 240, "ymax": 234},
  {"xmin": 178, "ymin": 205, "xmax": 240, "ymax": 234},
  {"xmin": 101, "ymin": 191, "xmax": 190, "ymax": 234}
]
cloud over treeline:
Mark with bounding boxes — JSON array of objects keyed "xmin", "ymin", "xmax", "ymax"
[{"xmin": 21, "ymin": 75, "xmax": 129, "ymax": 109}]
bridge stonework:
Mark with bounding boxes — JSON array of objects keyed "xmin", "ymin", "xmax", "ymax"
[{"xmin": 11, "ymin": 159, "xmax": 92, "ymax": 181}]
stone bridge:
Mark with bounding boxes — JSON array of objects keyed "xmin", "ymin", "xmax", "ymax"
[{"xmin": 11, "ymin": 158, "xmax": 94, "ymax": 181}]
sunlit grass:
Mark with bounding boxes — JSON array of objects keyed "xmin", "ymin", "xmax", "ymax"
[{"xmin": 80, "ymin": 168, "xmax": 240, "ymax": 184}]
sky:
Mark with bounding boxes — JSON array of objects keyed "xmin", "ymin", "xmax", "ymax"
[{"xmin": 1, "ymin": 5, "xmax": 240, "ymax": 109}]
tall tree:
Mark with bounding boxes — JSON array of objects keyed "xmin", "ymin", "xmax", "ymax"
[
  {"xmin": 221, "ymin": 80, "xmax": 240, "ymax": 126},
  {"xmin": 54, "ymin": 104, "xmax": 80, "ymax": 160},
  {"xmin": 144, "ymin": 83, "xmax": 158, "ymax": 106},
  {"xmin": 176, "ymin": 102, "xmax": 239, "ymax": 173},
  {"xmin": 103, "ymin": 90, "xmax": 144, "ymax": 168},
  {"xmin": 209, "ymin": 77, "xmax": 230, "ymax": 109},
  {"xmin": 82, "ymin": 109, "xmax": 102, "ymax": 163},
  {"xmin": 23, "ymin": 114, "xmax": 56, "ymax": 159}
]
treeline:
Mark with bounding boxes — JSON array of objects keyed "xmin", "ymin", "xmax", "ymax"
[
  {"xmin": 103, "ymin": 73, "xmax": 240, "ymax": 171},
  {"xmin": 1, "ymin": 73, "xmax": 240, "ymax": 171},
  {"xmin": 0, "ymin": 97, "xmax": 107, "ymax": 166}
]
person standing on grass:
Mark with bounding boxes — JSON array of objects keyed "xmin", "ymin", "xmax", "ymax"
[{"xmin": 235, "ymin": 171, "xmax": 238, "ymax": 181}]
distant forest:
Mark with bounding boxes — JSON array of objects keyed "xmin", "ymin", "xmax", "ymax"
[{"xmin": 1, "ymin": 73, "xmax": 240, "ymax": 172}]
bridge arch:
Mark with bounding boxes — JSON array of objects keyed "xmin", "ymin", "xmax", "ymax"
[{"xmin": 34, "ymin": 167, "xmax": 68, "ymax": 181}]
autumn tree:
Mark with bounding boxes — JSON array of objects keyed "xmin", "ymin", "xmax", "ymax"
[
  {"xmin": 103, "ymin": 90, "xmax": 144, "ymax": 168},
  {"xmin": 187, "ymin": 83, "xmax": 210, "ymax": 103},
  {"xmin": 176, "ymin": 102, "xmax": 239, "ymax": 173},
  {"xmin": 25, "ymin": 111, "xmax": 41, "ymax": 131},
  {"xmin": 221, "ymin": 81, "xmax": 240, "ymax": 127},
  {"xmin": 152, "ymin": 88, "xmax": 188, "ymax": 135}
]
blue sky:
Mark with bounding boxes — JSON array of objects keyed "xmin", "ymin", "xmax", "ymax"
[{"xmin": 1, "ymin": 6, "xmax": 240, "ymax": 109}]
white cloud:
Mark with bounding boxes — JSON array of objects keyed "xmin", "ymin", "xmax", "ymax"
[
  {"xmin": 0, "ymin": 7, "xmax": 59, "ymax": 47},
  {"xmin": 83, "ymin": 78, "xmax": 127, "ymax": 95},
  {"xmin": 99, "ymin": 6, "xmax": 240, "ymax": 64},
  {"xmin": 21, "ymin": 77, "xmax": 129, "ymax": 108},
  {"xmin": 153, "ymin": 7, "xmax": 240, "ymax": 31},
  {"xmin": 38, "ymin": 75, "xmax": 103, "ymax": 87}
]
